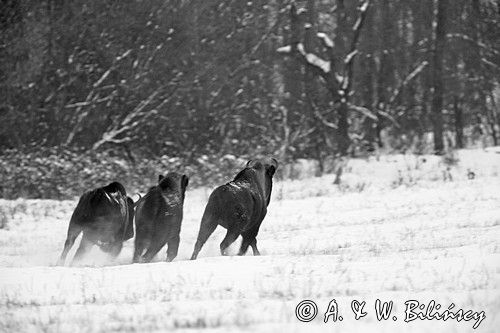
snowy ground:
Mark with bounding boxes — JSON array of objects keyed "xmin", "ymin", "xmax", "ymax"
[{"xmin": 0, "ymin": 149, "xmax": 499, "ymax": 332}]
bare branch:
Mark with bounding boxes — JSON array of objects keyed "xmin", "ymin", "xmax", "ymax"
[
  {"xmin": 64, "ymin": 91, "xmax": 95, "ymax": 145},
  {"xmin": 64, "ymin": 94, "xmax": 115, "ymax": 108},
  {"xmin": 64, "ymin": 49, "xmax": 133, "ymax": 146},
  {"xmin": 351, "ymin": 0, "xmax": 370, "ymax": 47},
  {"xmin": 447, "ymin": 33, "xmax": 500, "ymax": 56},
  {"xmin": 344, "ymin": 50, "xmax": 358, "ymax": 65},
  {"xmin": 482, "ymin": 58, "xmax": 500, "ymax": 71},
  {"xmin": 297, "ymin": 43, "xmax": 331, "ymax": 73},
  {"xmin": 348, "ymin": 103, "xmax": 377, "ymax": 120},
  {"xmin": 317, "ymin": 31, "xmax": 337, "ymax": 78},
  {"xmin": 93, "ymin": 69, "xmax": 112, "ymax": 88},
  {"xmin": 312, "ymin": 106, "xmax": 338, "ymax": 129},
  {"xmin": 388, "ymin": 61, "xmax": 429, "ymax": 106},
  {"xmin": 343, "ymin": 0, "xmax": 370, "ymax": 93},
  {"xmin": 277, "ymin": 45, "xmax": 292, "ymax": 54},
  {"xmin": 377, "ymin": 110, "xmax": 400, "ymax": 128},
  {"xmin": 249, "ymin": 18, "xmax": 281, "ymax": 57},
  {"xmin": 290, "ymin": 3, "xmax": 301, "ymax": 53},
  {"xmin": 92, "ymin": 88, "xmax": 163, "ymax": 150},
  {"xmin": 317, "ymin": 32, "xmax": 334, "ymax": 48},
  {"xmin": 277, "ymin": 43, "xmax": 334, "ymax": 87},
  {"xmin": 297, "ymin": 126, "xmax": 317, "ymax": 139}
]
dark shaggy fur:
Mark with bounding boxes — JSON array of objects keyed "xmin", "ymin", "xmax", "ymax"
[
  {"xmin": 57, "ymin": 182, "xmax": 134, "ymax": 265},
  {"xmin": 133, "ymin": 172, "xmax": 189, "ymax": 263},
  {"xmin": 190, "ymin": 157, "xmax": 278, "ymax": 260}
]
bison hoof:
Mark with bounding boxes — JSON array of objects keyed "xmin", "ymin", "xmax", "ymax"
[{"xmin": 133, "ymin": 257, "xmax": 144, "ymax": 264}]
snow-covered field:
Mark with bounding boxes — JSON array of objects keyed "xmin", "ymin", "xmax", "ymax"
[{"xmin": 1, "ymin": 149, "xmax": 499, "ymax": 332}]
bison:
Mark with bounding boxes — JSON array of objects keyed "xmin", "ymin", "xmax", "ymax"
[
  {"xmin": 190, "ymin": 157, "xmax": 278, "ymax": 260},
  {"xmin": 57, "ymin": 181, "xmax": 134, "ymax": 265},
  {"xmin": 133, "ymin": 172, "xmax": 189, "ymax": 263}
]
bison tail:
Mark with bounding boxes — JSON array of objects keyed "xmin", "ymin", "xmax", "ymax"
[{"xmin": 191, "ymin": 210, "xmax": 218, "ymax": 260}]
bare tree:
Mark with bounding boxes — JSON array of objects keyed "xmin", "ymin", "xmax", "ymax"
[
  {"xmin": 278, "ymin": 0, "xmax": 371, "ymax": 156},
  {"xmin": 430, "ymin": 0, "xmax": 448, "ymax": 154}
]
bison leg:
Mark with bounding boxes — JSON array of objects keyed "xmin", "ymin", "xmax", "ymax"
[
  {"xmin": 166, "ymin": 235, "xmax": 180, "ymax": 262},
  {"xmin": 141, "ymin": 238, "xmax": 166, "ymax": 263},
  {"xmin": 101, "ymin": 241, "xmax": 123, "ymax": 259},
  {"xmin": 133, "ymin": 238, "xmax": 149, "ymax": 263},
  {"xmin": 250, "ymin": 239, "xmax": 261, "ymax": 256},
  {"xmin": 220, "ymin": 228, "xmax": 240, "ymax": 256},
  {"xmin": 124, "ymin": 197, "xmax": 135, "ymax": 241},
  {"xmin": 190, "ymin": 215, "xmax": 218, "ymax": 260},
  {"xmin": 57, "ymin": 223, "xmax": 82, "ymax": 266},
  {"xmin": 133, "ymin": 223, "xmax": 150, "ymax": 263},
  {"xmin": 238, "ymin": 225, "xmax": 261, "ymax": 256},
  {"xmin": 71, "ymin": 235, "xmax": 93, "ymax": 264},
  {"xmin": 238, "ymin": 237, "xmax": 251, "ymax": 256}
]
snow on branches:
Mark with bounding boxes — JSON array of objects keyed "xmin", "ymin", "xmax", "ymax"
[
  {"xmin": 297, "ymin": 43, "xmax": 331, "ymax": 73},
  {"xmin": 277, "ymin": 43, "xmax": 330, "ymax": 73},
  {"xmin": 316, "ymin": 32, "xmax": 334, "ymax": 48}
]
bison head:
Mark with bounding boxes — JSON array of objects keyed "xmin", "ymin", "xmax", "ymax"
[
  {"xmin": 246, "ymin": 157, "xmax": 278, "ymax": 205},
  {"xmin": 158, "ymin": 172, "xmax": 189, "ymax": 198}
]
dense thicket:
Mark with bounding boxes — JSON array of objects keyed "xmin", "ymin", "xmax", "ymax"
[{"xmin": 0, "ymin": 0, "xmax": 499, "ymax": 196}]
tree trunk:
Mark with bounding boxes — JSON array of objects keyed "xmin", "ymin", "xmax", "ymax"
[
  {"xmin": 338, "ymin": 101, "xmax": 350, "ymax": 155},
  {"xmin": 430, "ymin": 0, "xmax": 447, "ymax": 154},
  {"xmin": 453, "ymin": 96, "xmax": 464, "ymax": 148},
  {"xmin": 269, "ymin": 0, "xmax": 289, "ymax": 164},
  {"xmin": 335, "ymin": 0, "xmax": 350, "ymax": 155},
  {"xmin": 304, "ymin": 0, "xmax": 317, "ymax": 119},
  {"xmin": 374, "ymin": 0, "xmax": 392, "ymax": 149},
  {"xmin": 490, "ymin": 91, "xmax": 500, "ymax": 146},
  {"xmin": 284, "ymin": 4, "xmax": 302, "ymax": 130},
  {"xmin": 361, "ymin": 5, "xmax": 376, "ymax": 151}
]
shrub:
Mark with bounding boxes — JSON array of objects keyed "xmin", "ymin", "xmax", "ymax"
[{"xmin": 0, "ymin": 148, "xmax": 248, "ymax": 199}]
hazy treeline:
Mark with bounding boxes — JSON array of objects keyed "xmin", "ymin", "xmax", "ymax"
[{"xmin": 1, "ymin": 0, "xmax": 499, "ymax": 163}]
